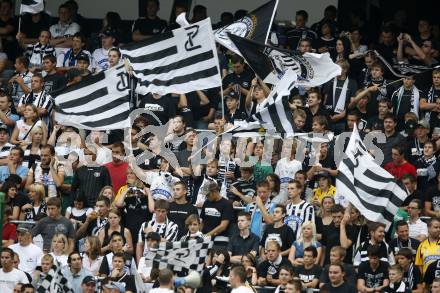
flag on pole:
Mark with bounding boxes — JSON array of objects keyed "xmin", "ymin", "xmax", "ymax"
[
  {"xmin": 214, "ymin": 0, "xmax": 278, "ymax": 55},
  {"xmin": 20, "ymin": 0, "xmax": 44, "ymax": 14},
  {"xmin": 335, "ymin": 126, "xmax": 408, "ymax": 229},
  {"xmin": 228, "ymin": 34, "xmax": 341, "ymax": 86},
  {"xmin": 144, "ymin": 237, "xmax": 213, "ymax": 273},
  {"xmin": 120, "ymin": 18, "xmax": 221, "ymax": 96},
  {"xmin": 234, "ymin": 69, "xmax": 297, "ymax": 136},
  {"xmin": 54, "ymin": 64, "xmax": 131, "ymax": 130}
]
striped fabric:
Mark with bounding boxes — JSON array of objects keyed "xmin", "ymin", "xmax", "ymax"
[
  {"xmin": 285, "ymin": 200, "xmax": 315, "ymax": 240},
  {"xmin": 54, "ymin": 64, "xmax": 131, "ymax": 130},
  {"xmin": 120, "ymin": 18, "xmax": 221, "ymax": 96},
  {"xmin": 138, "ymin": 218, "xmax": 179, "ymax": 245},
  {"xmin": 144, "ymin": 237, "xmax": 213, "ymax": 273},
  {"xmin": 336, "ymin": 126, "xmax": 408, "ymax": 229}
]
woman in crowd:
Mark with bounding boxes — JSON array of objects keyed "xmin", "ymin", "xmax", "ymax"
[
  {"xmin": 49, "ymin": 233, "xmax": 70, "ymax": 267},
  {"xmin": 21, "ymin": 126, "xmax": 43, "ymax": 168},
  {"xmin": 98, "ymin": 186, "xmax": 115, "ymax": 204},
  {"xmin": 319, "ymin": 196, "xmax": 335, "ymax": 226},
  {"xmin": 11, "ymin": 104, "xmax": 47, "ymax": 146},
  {"xmin": 98, "ymin": 208, "xmax": 133, "ymax": 255},
  {"xmin": 81, "ymin": 236, "xmax": 103, "ymax": 276},
  {"xmin": 20, "ymin": 182, "xmax": 46, "ymax": 221},
  {"xmin": 241, "ymin": 253, "xmax": 258, "ymax": 286},
  {"xmin": 180, "ymin": 214, "xmax": 204, "ymax": 241},
  {"xmin": 65, "ymin": 195, "xmax": 93, "ymax": 228},
  {"xmin": 1, "ymin": 181, "xmax": 25, "ymax": 221},
  {"xmin": 333, "ymin": 36, "xmax": 351, "ymax": 61},
  {"xmin": 266, "ymin": 173, "xmax": 281, "ymax": 203},
  {"xmin": 108, "ymin": 47, "xmax": 121, "ymax": 68},
  {"xmin": 288, "ymin": 221, "xmax": 322, "ymax": 266}
]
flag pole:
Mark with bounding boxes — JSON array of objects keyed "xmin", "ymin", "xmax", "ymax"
[
  {"xmin": 220, "ymin": 86, "xmax": 225, "ymax": 120},
  {"xmin": 18, "ymin": 0, "xmax": 22, "ymax": 33},
  {"xmin": 264, "ymin": 0, "xmax": 279, "ymax": 44}
]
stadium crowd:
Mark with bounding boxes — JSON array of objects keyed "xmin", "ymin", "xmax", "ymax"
[{"xmin": 1, "ymin": 0, "xmax": 440, "ymax": 292}]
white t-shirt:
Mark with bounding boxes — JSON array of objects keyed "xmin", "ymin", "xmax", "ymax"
[
  {"xmin": 9, "ymin": 243, "xmax": 43, "ymax": 275},
  {"xmin": 231, "ymin": 285, "xmax": 255, "ymax": 293},
  {"xmin": 274, "ymin": 158, "xmax": 302, "ymax": 203},
  {"xmin": 92, "ymin": 47, "xmax": 110, "ymax": 72},
  {"xmin": 0, "ymin": 268, "xmax": 29, "ymax": 292}
]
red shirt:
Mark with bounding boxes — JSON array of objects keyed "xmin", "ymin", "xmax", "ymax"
[
  {"xmin": 104, "ymin": 161, "xmax": 129, "ymax": 193},
  {"xmin": 2, "ymin": 222, "xmax": 17, "ymax": 242},
  {"xmin": 384, "ymin": 161, "xmax": 417, "ymax": 180}
]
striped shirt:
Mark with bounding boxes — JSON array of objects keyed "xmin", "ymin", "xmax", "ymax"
[
  {"xmin": 353, "ymin": 240, "xmax": 394, "ymax": 266},
  {"xmin": 138, "ymin": 218, "xmax": 179, "ymax": 245},
  {"xmin": 218, "ymin": 157, "xmax": 238, "ymax": 198},
  {"xmin": 285, "ymin": 200, "xmax": 315, "ymax": 240},
  {"xmin": 10, "ymin": 70, "xmax": 33, "ymax": 104},
  {"xmin": 25, "ymin": 43, "xmax": 55, "ymax": 69},
  {"xmin": 19, "ymin": 90, "xmax": 53, "ymax": 127},
  {"xmin": 0, "ymin": 143, "xmax": 13, "ymax": 160}
]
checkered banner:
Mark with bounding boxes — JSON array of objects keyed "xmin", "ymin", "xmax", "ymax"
[
  {"xmin": 144, "ymin": 236, "xmax": 213, "ymax": 273},
  {"xmin": 37, "ymin": 265, "xmax": 73, "ymax": 293}
]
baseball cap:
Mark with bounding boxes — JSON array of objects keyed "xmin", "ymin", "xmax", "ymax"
[
  {"xmin": 16, "ymin": 224, "xmax": 32, "ymax": 234},
  {"xmin": 104, "ymin": 282, "xmax": 125, "ymax": 292},
  {"xmin": 76, "ymin": 53, "xmax": 90, "ymax": 64},
  {"xmin": 225, "ymin": 91, "xmax": 239, "ymax": 100},
  {"xmin": 0, "ymin": 124, "xmax": 8, "ymax": 132},
  {"xmin": 100, "ymin": 27, "xmax": 117, "ymax": 38},
  {"xmin": 416, "ymin": 119, "xmax": 430, "ymax": 130},
  {"xmin": 81, "ymin": 276, "xmax": 96, "ymax": 285},
  {"xmin": 146, "ymin": 232, "xmax": 161, "ymax": 242}
]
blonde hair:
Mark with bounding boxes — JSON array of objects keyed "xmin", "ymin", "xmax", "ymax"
[
  {"xmin": 51, "ymin": 233, "xmax": 69, "ymax": 255},
  {"xmin": 30, "ymin": 126, "xmax": 43, "ymax": 142},
  {"xmin": 28, "ymin": 183, "xmax": 45, "ymax": 202},
  {"xmin": 299, "ymin": 221, "xmax": 317, "ymax": 244},
  {"xmin": 41, "ymin": 254, "xmax": 54, "ymax": 264}
]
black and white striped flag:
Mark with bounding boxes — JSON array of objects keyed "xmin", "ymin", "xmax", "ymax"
[
  {"xmin": 144, "ymin": 237, "xmax": 212, "ymax": 273},
  {"xmin": 54, "ymin": 64, "xmax": 131, "ymax": 130},
  {"xmin": 235, "ymin": 69, "xmax": 297, "ymax": 136},
  {"xmin": 121, "ymin": 18, "xmax": 221, "ymax": 96},
  {"xmin": 336, "ymin": 126, "xmax": 408, "ymax": 229},
  {"xmin": 37, "ymin": 265, "xmax": 73, "ymax": 293}
]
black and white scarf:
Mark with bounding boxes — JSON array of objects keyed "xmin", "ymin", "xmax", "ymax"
[{"xmin": 393, "ymin": 86, "xmax": 419, "ymax": 117}]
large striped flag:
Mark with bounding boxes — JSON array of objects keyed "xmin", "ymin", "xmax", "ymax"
[
  {"xmin": 234, "ymin": 69, "xmax": 297, "ymax": 136},
  {"xmin": 214, "ymin": 0, "xmax": 278, "ymax": 56},
  {"xmin": 228, "ymin": 33, "xmax": 341, "ymax": 86},
  {"xmin": 54, "ymin": 64, "xmax": 131, "ymax": 130},
  {"xmin": 336, "ymin": 126, "xmax": 408, "ymax": 229},
  {"xmin": 120, "ymin": 18, "xmax": 221, "ymax": 96}
]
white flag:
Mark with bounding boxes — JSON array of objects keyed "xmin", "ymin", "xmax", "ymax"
[{"xmin": 20, "ymin": 0, "xmax": 44, "ymax": 14}]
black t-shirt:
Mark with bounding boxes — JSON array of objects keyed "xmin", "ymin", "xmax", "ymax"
[
  {"xmin": 322, "ymin": 78, "xmax": 358, "ymax": 114},
  {"xmin": 222, "ymin": 69, "xmax": 255, "ymax": 111},
  {"xmin": 109, "ymin": 274, "xmax": 136, "ymax": 293},
  {"xmin": 9, "ymin": 193, "xmax": 31, "ymax": 210},
  {"xmin": 200, "ymin": 198, "xmax": 233, "ymax": 236},
  {"xmin": 425, "ymin": 185, "xmax": 440, "ymax": 212},
  {"xmin": 257, "ymin": 257, "xmax": 292, "ymax": 280},
  {"xmin": 294, "ymin": 264, "xmax": 322, "ymax": 287},
  {"xmin": 44, "ymin": 73, "xmax": 67, "ymax": 96},
  {"xmin": 321, "ymin": 223, "xmax": 357, "ymax": 264},
  {"xmin": 357, "ymin": 260, "xmax": 389, "ymax": 289},
  {"xmin": 139, "ymin": 94, "xmax": 177, "ymax": 125},
  {"xmin": 168, "ymin": 202, "xmax": 198, "ymax": 239},
  {"xmin": 99, "ymin": 252, "xmax": 134, "ymax": 277},
  {"xmin": 424, "ymin": 260, "xmax": 440, "ymax": 287},
  {"xmin": 132, "ymin": 17, "xmax": 167, "ymax": 36},
  {"xmin": 402, "ymin": 265, "xmax": 421, "ymax": 290},
  {"xmin": 186, "ymin": 88, "xmax": 219, "ymax": 121},
  {"xmin": 21, "ymin": 12, "xmax": 52, "ymax": 39},
  {"xmin": 304, "ymin": 106, "xmax": 330, "ymax": 132},
  {"xmin": 316, "ymin": 37, "xmax": 336, "ymax": 53},
  {"xmin": 123, "ymin": 195, "xmax": 152, "ymax": 243},
  {"xmin": 260, "ymin": 224, "xmax": 295, "ymax": 253},
  {"xmin": 321, "ymin": 281, "xmax": 357, "ymax": 293}
]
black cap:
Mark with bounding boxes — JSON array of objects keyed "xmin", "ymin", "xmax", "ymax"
[
  {"xmin": 76, "ymin": 53, "xmax": 90, "ymax": 64},
  {"xmin": 0, "ymin": 124, "xmax": 8, "ymax": 132},
  {"xmin": 146, "ymin": 232, "xmax": 161, "ymax": 242},
  {"xmin": 100, "ymin": 27, "xmax": 117, "ymax": 38},
  {"xmin": 82, "ymin": 276, "xmax": 96, "ymax": 285},
  {"xmin": 225, "ymin": 91, "xmax": 239, "ymax": 100}
]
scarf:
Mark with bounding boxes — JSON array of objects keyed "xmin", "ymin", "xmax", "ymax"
[
  {"xmin": 333, "ymin": 77, "xmax": 349, "ymax": 113},
  {"xmin": 394, "ymin": 86, "xmax": 419, "ymax": 117},
  {"xmin": 425, "ymin": 86, "xmax": 439, "ymax": 122},
  {"xmin": 389, "ymin": 281, "xmax": 407, "ymax": 292},
  {"xmin": 406, "ymin": 263, "xmax": 414, "ymax": 289}
]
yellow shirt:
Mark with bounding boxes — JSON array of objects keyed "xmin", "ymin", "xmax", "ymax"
[
  {"xmin": 415, "ymin": 238, "xmax": 440, "ymax": 274},
  {"xmin": 114, "ymin": 185, "xmax": 128, "ymax": 204},
  {"xmin": 312, "ymin": 185, "xmax": 336, "ymax": 204}
]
